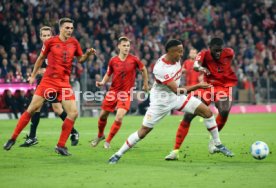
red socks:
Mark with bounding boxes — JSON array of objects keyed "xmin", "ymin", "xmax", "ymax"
[
  {"xmin": 174, "ymin": 120, "xmax": 191, "ymax": 150},
  {"xmin": 216, "ymin": 114, "xmax": 228, "ymax": 131},
  {"xmin": 106, "ymin": 121, "xmax": 122, "ymax": 143},
  {"xmin": 11, "ymin": 112, "xmax": 32, "ymax": 140},
  {"xmin": 57, "ymin": 118, "xmax": 74, "ymax": 147},
  {"xmin": 98, "ymin": 118, "xmax": 107, "ymax": 138}
]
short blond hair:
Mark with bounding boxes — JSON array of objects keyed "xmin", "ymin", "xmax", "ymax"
[
  {"xmin": 118, "ymin": 36, "xmax": 130, "ymax": 44},
  {"xmin": 40, "ymin": 26, "xmax": 52, "ymax": 36}
]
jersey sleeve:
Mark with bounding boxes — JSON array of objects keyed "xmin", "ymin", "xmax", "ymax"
[
  {"xmin": 153, "ymin": 66, "xmax": 174, "ymax": 85},
  {"xmin": 195, "ymin": 50, "xmax": 206, "ymax": 63},
  {"xmin": 224, "ymin": 48, "xmax": 235, "ymax": 59},
  {"xmin": 106, "ymin": 59, "xmax": 113, "ymax": 76},
  {"xmin": 135, "ymin": 56, "xmax": 145, "ymax": 70},
  {"xmin": 41, "ymin": 40, "xmax": 50, "ymax": 56},
  {"xmin": 74, "ymin": 40, "xmax": 83, "ymax": 57}
]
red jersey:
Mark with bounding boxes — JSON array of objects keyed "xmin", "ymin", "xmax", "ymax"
[
  {"xmin": 107, "ymin": 54, "xmax": 144, "ymax": 92},
  {"xmin": 41, "ymin": 36, "xmax": 83, "ymax": 81},
  {"xmin": 182, "ymin": 59, "xmax": 200, "ymax": 86},
  {"xmin": 195, "ymin": 48, "xmax": 237, "ymax": 87}
]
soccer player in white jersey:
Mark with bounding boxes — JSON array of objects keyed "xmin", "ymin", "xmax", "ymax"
[{"xmin": 108, "ymin": 39, "xmax": 234, "ymax": 164}]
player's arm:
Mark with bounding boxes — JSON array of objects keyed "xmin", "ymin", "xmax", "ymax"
[
  {"xmin": 96, "ymin": 73, "xmax": 111, "ymax": 87},
  {"xmin": 193, "ymin": 52, "xmax": 210, "ymax": 75},
  {"xmin": 29, "ymin": 53, "xmax": 46, "ymax": 84},
  {"xmin": 166, "ymin": 80, "xmax": 212, "ymax": 95},
  {"xmin": 140, "ymin": 66, "xmax": 149, "ymax": 92},
  {"xmin": 77, "ymin": 48, "xmax": 96, "ymax": 64}
]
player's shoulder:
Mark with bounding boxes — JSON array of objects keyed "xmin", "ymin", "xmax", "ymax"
[
  {"xmin": 222, "ymin": 47, "xmax": 235, "ymax": 56},
  {"xmin": 44, "ymin": 36, "xmax": 57, "ymax": 45},
  {"xmin": 128, "ymin": 53, "xmax": 140, "ymax": 61}
]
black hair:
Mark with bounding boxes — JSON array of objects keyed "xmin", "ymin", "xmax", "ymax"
[
  {"xmin": 165, "ymin": 39, "xmax": 182, "ymax": 52},
  {"xmin": 59, "ymin": 18, "xmax": 74, "ymax": 27},
  {"xmin": 209, "ymin": 37, "xmax": 224, "ymax": 46}
]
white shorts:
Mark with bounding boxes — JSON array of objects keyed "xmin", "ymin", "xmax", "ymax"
[{"xmin": 142, "ymin": 94, "xmax": 202, "ymax": 128}]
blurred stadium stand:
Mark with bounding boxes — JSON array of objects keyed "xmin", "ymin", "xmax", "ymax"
[{"xmin": 0, "ymin": 0, "xmax": 275, "ymax": 117}]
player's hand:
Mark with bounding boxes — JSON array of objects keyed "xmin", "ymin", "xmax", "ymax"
[
  {"xmin": 86, "ymin": 48, "xmax": 96, "ymax": 56},
  {"xmin": 28, "ymin": 76, "xmax": 36, "ymax": 85},
  {"xmin": 197, "ymin": 82, "xmax": 212, "ymax": 89},
  {"xmin": 142, "ymin": 83, "xmax": 150, "ymax": 92},
  {"xmin": 199, "ymin": 67, "xmax": 211, "ymax": 75},
  {"xmin": 96, "ymin": 81, "xmax": 104, "ymax": 87}
]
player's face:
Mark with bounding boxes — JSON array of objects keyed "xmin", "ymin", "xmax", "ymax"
[
  {"xmin": 169, "ymin": 45, "xmax": 184, "ymax": 62},
  {"xmin": 60, "ymin": 22, "xmax": 74, "ymax": 39},
  {"xmin": 40, "ymin": 30, "xmax": 52, "ymax": 42},
  {"xmin": 210, "ymin": 45, "xmax": 223, "ymax": 60},
  {"xmin": 118, "ymin": 41, "xmax": 130, "ymax": 55}
]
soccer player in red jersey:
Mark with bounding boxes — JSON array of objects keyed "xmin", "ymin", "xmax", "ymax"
[
  {"xmin": 19, "ymin": 26, "xmax": 79, "ymax": 147},
  {"xmin": 165, "ymin": 37, "xmax": 238, "ymax": 160},
  {"xmin": 182, "ymin": 48, "xmax": 202, "ymax": 86},
  {"xmin": 91, "ymin": 36, "xmax": 149, "ymax": 149},
  {"xmin": 3, "ymin": 18, "xmax": 96, "ymax": 155}
]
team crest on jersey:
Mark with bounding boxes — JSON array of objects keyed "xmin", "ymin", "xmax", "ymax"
[{"xmin": 164, "ymin": 74, "xmax": 170, "ymax": 79}]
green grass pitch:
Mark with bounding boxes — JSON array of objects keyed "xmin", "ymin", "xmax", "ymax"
[{"xmin": 0, "ymin": 113, "xmax": 275, "ymax": 188}]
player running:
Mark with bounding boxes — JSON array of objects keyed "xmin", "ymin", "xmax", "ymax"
[
  {"xmin": 19, "ymin": 26, "xmax": 79, "ymax": 147},
  {"xmin": 91, "ymin": 36, "xmax": 149, "ymax": 149},
  {"xmin": 3, "ymin": 18, "xmax": 96, "ymax": 156},
  {"xmin": 165, "ymin": 37, "xmax": 237, "ymax": 160},
  {"xmin": 108, "ymin": 39, "xmax": 233, "ymax": 164}
]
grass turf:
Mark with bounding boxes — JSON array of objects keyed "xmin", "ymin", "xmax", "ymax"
[{"xmin": 0, "ymin": 113, "xmax": 275, "ymax": 188}]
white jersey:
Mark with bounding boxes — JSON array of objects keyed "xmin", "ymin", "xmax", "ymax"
[
  {"xmin": 143, "ymin": 54, "xmax": 202, "ymax": 128},
  {"xmin": 152, "ymin": 54, "xmax": 182, "ymax": 94}
]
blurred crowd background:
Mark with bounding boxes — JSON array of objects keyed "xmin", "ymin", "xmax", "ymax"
[{"xmin": 0, "ymin": 0, "xmax": 275, "ymax": 115}]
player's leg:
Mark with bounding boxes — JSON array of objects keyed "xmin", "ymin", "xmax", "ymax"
[
  {"xmin": 165, "ymin": 113, "xmax": 196, "ymax": 160},
  {"xmin": 215, "ymin": 97, "xmax": 232, "ymax": 131},
  {"xmin": 192, "ymin": 100, "xmax": 234, "ymax": 157},
  {"xmin": 52, "ymin": 102, "xmax": 79, "ymax": 146},
  {"xmin": 91, "ymin": 109, "xmax": 110, "ymax": 147},
  {"xmin": 109, "ymin": 100, "xmax": 170, "ymax": 164},
  {"xmin": 3, "ymin": 95, "xmax": 45, "ymax": 150},
  {"xmin": 20, "ymin": 106, "xmax": 42, "ymax": 147},
  {"xmin": 55, "ymin": 99, "xmax": 78, "ymax": 156},
  {"xmin": 105, "ymin": 97, "xmax": 131, "ymax": 148}
]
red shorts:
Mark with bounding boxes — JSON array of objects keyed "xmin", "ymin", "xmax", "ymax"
[
  {"xmin": 35, "ymin": 81, "xmax": 75, "ymax": 102},
  {"xmin": 101, "ymin": 91, "xmax": 131, "ymax": 112},
  {"xmin": 191, "ymin": 86, "xmax": 233, "ymax": 105}
]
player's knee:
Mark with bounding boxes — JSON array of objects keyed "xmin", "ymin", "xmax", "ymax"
[
  {"xmin": 201, "ymin": 109, "xmax": 213, "ymax": 118},
  {"xmin": 67, "ymin": 110, "xmax": 78, "ymax": 119}
]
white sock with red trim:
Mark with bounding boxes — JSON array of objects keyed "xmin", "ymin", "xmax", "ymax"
[
  {"xmin": 116, "ymin": 131, "xmax": 141, "ymax": 157},
  {"xmin": 204, "ymin": 115, "xmax": 221, "ymax": 145}
]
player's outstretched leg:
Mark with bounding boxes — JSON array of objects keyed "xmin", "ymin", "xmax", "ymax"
[
  {"xmin": 195, "ymin": 103, "xmax": 234, "ymax": 157},
  {"xmin": 108, "ymin": 126, "xmax": 152, "ymax": 164},
  {"xmin": 3, "ymin": 95, "xmax": 44, "ymax": 151}
]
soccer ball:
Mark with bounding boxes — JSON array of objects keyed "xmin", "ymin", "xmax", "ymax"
[{"xmin": 250, "ymin": 141, "xmax": 269, "ymax": 160}]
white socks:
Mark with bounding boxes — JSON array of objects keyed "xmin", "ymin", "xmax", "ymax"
[
  {"xmin": 204, "ymin": 115, "xmax": 221, "ymax": 145},
  {"xmin": 116, "ymin": 131, "xmax": 141, "ymax": 156}
]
